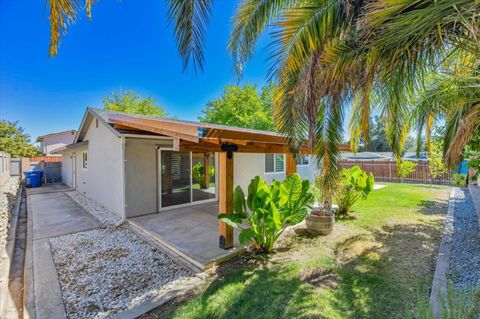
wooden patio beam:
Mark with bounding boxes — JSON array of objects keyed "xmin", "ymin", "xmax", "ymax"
[
  {"xmin": 286, "ymin": 153, "xmax": 297, "ymax": 176},
  {"xmin": 218, "ymin": 152, "xmax": 234, "ymax": 250}
]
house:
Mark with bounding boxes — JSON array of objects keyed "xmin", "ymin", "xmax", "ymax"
[
  {"xmin": 36, "ymin": 130, "xmax": 77, "ymax": 156},
  {"xmin": 341, "ymin": 151, "xmax": 429, "ymax": 161},
  {"xmin": 54, "ymin": 108, "xmax": 348, "ymax": 264}
]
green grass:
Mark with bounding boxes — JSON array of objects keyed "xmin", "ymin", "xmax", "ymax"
[{"xmin": 161, "ymin": 183, "xmax": 451, "ymax": 319}]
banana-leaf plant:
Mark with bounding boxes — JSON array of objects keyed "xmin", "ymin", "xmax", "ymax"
[
  {"xmin": 218, "ymin": 174, "xmax": 315, "ymax": 253},
  {"xmin": 334, "ymin": 166, "xmax": 374, "ymax": 216}
]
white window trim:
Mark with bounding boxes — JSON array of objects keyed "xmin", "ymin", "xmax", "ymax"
[
  {"xmin": 296, "ymin": 155, "xmax": 310, "ymax": 167},
  {"xmin": 82, "ymin": 151, "xmax": 88, "ymax": 170},
  {"xmin": 264, "ymin": 154, "xmax": 285, "ymax": 174}
]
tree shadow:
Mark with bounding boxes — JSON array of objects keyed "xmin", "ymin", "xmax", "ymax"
[
  {"xmin": 329, "ymin": 221, "xmax": 444, "ymax": 318},
  {"xmin": 162, "ymin": 208, "xmax": 445, "ymax": 319},
  {"xmin": 416, "ymin": 199, "xmax": 448, "ymax": 216}
]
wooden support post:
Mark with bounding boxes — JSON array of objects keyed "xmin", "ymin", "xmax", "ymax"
[
  {"xmin": 219, "ymin": 151, "xmax": 234, "ymax": 250},
  {"xmin": 286, "ymin": 153, "xmax": 297, "ymax": 176},
  {"xmin": 204, "ymin": 153, "xmax": 210, "ymax": 189}
]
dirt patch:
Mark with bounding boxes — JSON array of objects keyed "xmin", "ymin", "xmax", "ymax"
[{"xmin": 300, "ymin": 268, "xmax": 340, "ymax": 290}]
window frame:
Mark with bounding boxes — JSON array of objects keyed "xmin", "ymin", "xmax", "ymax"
[
  {"xmin": 296, "ymin": 155, "xmax": 310, "ymax": 166},
  {"xmin": 82, "ymin": 151, "xmax": 88, "ymax": 170},
  {"xmin": 264, "ymin": 154, "xmax": 285, "ymax": 174}
]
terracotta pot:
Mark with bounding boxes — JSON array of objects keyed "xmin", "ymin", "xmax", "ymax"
[{"xmin": 305, "ymin": 209, "xmax": 335, "ymax": 235}]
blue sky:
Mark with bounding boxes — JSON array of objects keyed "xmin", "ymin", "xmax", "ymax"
[{"xmin": 0, "ymin": 0, "xmax": 273, "ymax": 141}]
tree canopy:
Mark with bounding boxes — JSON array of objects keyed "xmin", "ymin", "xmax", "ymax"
[
  {"xmin": 103, "ymin": 89, "xmax": 170, "ymax": 117},
  {"xmin": 198, "ymin": 83, "xmax": 276, "ymax": 131},
  {"xmin": 0, "ymin": 120, "xmax": 38, "ymax": 157}
]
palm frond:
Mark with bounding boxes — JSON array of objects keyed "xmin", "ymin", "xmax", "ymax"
[
  {"xmin": 48, "ymin": 0, "xmax": 79, "ymax": 56},
  {"xmin": 228, "ymin": 0, "xmax": 294, "ymax": 76},
  {"xmin": 166, "ymin": 0, "xmax": 213, "ymax": 73}
]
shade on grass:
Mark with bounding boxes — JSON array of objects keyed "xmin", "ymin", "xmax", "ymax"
[{"xmin": 163, "ymin": 183, "xmax": 450, "ymax": 319}]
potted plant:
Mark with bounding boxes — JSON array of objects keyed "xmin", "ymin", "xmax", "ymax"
[{"xmin": 305, "ymin": 174, "xmax": 336, "ymax": 235}]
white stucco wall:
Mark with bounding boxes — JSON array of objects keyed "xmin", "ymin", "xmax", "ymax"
[
  {"xmin": 124, "ymin": 137, "xmax": 174, "ymax": 218},
  {"xmin": 41, "ymin": 131, "xmax": 76, "ymax": 156},
  {"xmin": 83, "ymin": 120, "xmax": 124, "ymax": 217},
  {"xmin": 233, "ymin": 153, "xmax": 320, "ymax": 191},
  {"xmin": 61, "ymin": 151, "xmax": 73, "ymax": 187}
]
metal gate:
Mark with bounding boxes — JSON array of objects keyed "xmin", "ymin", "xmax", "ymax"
[{"xmin": 10, "ymin": 158, "xmax": 21, "ymax": 176}]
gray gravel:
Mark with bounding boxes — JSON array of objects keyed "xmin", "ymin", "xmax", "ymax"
[
  {"xmin": 448, "ymin": 188, "xmax": 480, "ymax": 291},
  {"xmin": 50, "ymin": 226, "xmax": 192, "ymax": 319},
  {"xmin": 65, "ymin": 191, "xmax": 123, "ymax": 227},
  {"xmin": 0, "ymin": 176, "xmax": 20, "ymax": 248}
]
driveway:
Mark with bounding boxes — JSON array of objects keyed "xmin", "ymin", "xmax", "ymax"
[{"xmin": 26, "ymin": 184, "xmax": 100, "ymax": 319}]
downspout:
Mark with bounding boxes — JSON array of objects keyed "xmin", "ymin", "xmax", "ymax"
[{"xmin": 120, "ymin": 136, "xmax": 127, "ymax": 223}]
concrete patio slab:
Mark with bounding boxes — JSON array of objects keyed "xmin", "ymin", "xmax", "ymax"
[
  {"xmin": 129, "ymin": 202, "xmax": 247, "ymax": 270},
  {"xmin": 30, "ymin": 192, "xmax": 100, "ymax": 240}
]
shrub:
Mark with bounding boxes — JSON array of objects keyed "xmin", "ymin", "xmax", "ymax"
[
  {"xmin": 218, "ymin": 174, "xmax": 315, "ymax": 253},
  {"xmin": 397, "ymin": 160, "xmax": 418, "ymax": 182},
  {"xmin": 451, "ymin": 173, "xmax": 467, "ymax": 186},
  {"xmin": 334, "ymin": 166, "xmax": 374, "ymax": 215},
  {"xmin": 192, "ymin": 162, "xmax": 214, "ymax": 189}
]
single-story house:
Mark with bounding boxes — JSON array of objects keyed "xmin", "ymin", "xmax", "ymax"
[
  {"xmin": 341, "ymin": 151, "xmax": 429, "ymax": 161},
  {"xmin": 36, "ymin": 129, "xmax": 77, "ymax": 156},
  {"xmin": 54, "ymin": 108, "xmax": 348, "ymax": 252}
]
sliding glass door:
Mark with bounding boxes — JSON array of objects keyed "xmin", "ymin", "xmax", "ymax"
[{"xmin": 160, "ymin": 150, "xmax": 216, "ymax": 209}]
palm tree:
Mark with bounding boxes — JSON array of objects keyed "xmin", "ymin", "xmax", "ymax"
[
  {"xmin": 411, "ymin": 54, "xmax": 480, "ymax": 166},
  {"xmin": 229, "ymin": 0, "xmax": 479, "ymax": 186},
  {"xmin": 47, "ymin": 0, "xmax": 479, "ymax": 202}
]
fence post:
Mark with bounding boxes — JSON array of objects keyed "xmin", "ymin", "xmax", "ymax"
[{"xmin": 389, "ymin": 160, "xmax": 392, "ymax": 181}]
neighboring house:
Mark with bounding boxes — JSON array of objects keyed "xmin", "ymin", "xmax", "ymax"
[
  {"xmin": 36, "ymin": 130, "xmax": 77, "ymax": 156},
  {"xmin": 55, "ymin": 108, "xmax": 346, "ymax": 220},
  {"xmin": 341, "ymin": 151, "xmax": 429, "ymax": 161}
]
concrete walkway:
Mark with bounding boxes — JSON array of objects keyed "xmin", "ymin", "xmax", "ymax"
[{"xmin": 26, "ymin": 185, "xmax": 100, "ymax": 319}]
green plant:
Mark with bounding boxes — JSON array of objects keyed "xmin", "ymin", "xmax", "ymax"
[
  {"xmin": 451, "ymin": 174, "xmax": 467, "ymax": 187},
  {"xmin": 397, "ymin": 160, "xmax": 418, "ymax": 182},
  {"xmin": 334, "ymin": 166, "xmax": 374, "ymax": 215},
  {"xmin": 218, "ymin": 174, "xmax": 315, "ymax": 253},
  {"xmin": 192, "ymin": 162, "xmax": 214, "ymax": 189},
  {"xmin": 404, "ymin": 285, "xmax": 480, "ymax": 319}
]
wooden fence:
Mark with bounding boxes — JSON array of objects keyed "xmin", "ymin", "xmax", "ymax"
[{"xmin": 340, "ymin": 160, "xmax": 452, "ymax": 185}]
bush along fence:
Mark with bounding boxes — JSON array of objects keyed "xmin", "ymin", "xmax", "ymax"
[
  {"xmin": 340, "ymin": 160, "xmax": 452, "ymax": 185},
  {"xmin": 18, "ymin": 156, "xmax": 63, "ymax": 183}
]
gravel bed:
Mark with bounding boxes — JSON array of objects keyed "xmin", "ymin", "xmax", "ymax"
[
  {"xmin": 448, "ymin": 188, "xmax": 480, "ymax": 291},
  {"xmin": 50, "ymin": 226, "xmax": 192, "ymax": 319},
  {"xmin": 65, "ymin": 191, "xmax": 122, "ymax": 227},
  {"xmin": 0, "ymin": 176, "xmax": 20, "ymax": 248}
]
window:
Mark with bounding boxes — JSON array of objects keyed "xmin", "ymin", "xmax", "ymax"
[
  {"xmin": 82, "ymin": 152, "xmax": 88, "ymax": 169},
  {"xmin": 265, "ymin": 154, "xmax": 285, "ymax": 173},
  {"xmin": 296, "ymin": 155, "xmax": 310, "ymax": 166}
]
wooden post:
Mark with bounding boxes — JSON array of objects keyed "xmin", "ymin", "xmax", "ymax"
[
  {"xmin": 286, "ymin": 153, "xmax": 297, "ymax": 176},
  {"xmin": 204, "ymin": 153, "xmax": 210, "ymax": 189},
  {"xmin": 219, "ymin": 151, "xmax": 234, "ymax": 249}
]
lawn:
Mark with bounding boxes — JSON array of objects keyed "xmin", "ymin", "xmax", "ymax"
[{"xmin": 154, "ymin": 183, "xmax": 450, "ymax": 319}]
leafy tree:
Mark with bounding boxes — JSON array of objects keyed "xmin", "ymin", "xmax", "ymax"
[
  {"xmin": 428, "ymin": 142, "xmax": 447, "ymax": 185},
  {"xmin": 198, "ymin": 83, "xmax": 276, "ymax": 131},
  {"xmin": 0, "ymin": 120, "xmax": 38, "ymax": 157},
  {"xmin": 397, "ymin": 161, "xmax": 418, "ymax": 183},
  {"xmin": 103, "ymin": 89, "xmax": 169, "ymax": 117}
]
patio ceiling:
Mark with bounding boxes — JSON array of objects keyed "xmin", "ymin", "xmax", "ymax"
[{"xmin": 108, "ymin": 113, "xmax": 350, "ymax": 154}]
